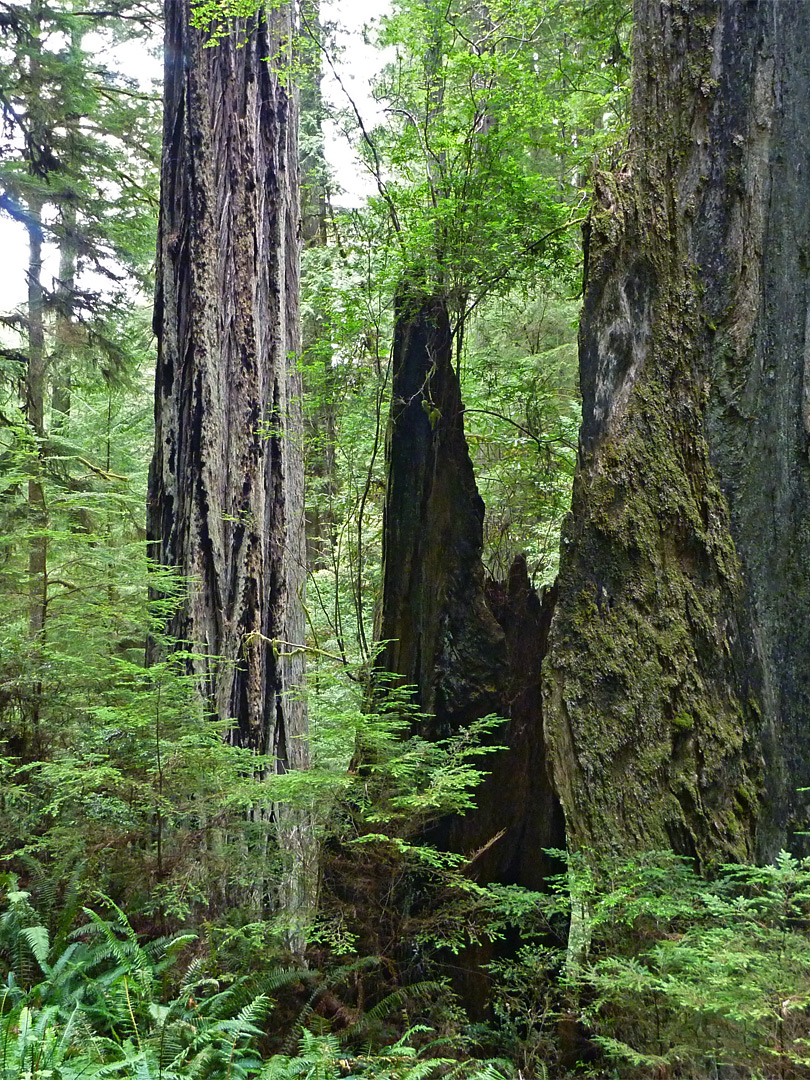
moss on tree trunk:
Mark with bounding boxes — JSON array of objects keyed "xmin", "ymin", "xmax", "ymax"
[{"xmin": 544, "ymin": 0, "xmax": 810, "ymax": 863}]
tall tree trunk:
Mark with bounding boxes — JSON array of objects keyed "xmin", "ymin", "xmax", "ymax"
[
  {"xmin": 149, "ymin": 0, "xmax": 305, "ymax": 761},
  {"xmin": 377, "ymin": 288, "xmax": 564, "ymax": 1015},
  {"xmin": 51, "ymin": 25, "xmax": 81, "ymax": 432},
  {"xmin": 544, "ymin": 0, "xmax": 810, "ymax": 863},
  {"xmin": 299, "ymin": 0, "xmax": 336, "ymax": 572},
  {"xmin": 378, "ymin": 288, "xmax": 563, "ymax": 879},
  {"xmin": 148, "ymin": 0, "xmax": 310, "ymax": 932},
  {"xmin": 26, "ymin": 0, "xmax": 47, "ymax": 648}
]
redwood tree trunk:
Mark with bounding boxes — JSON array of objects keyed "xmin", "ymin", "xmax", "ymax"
[
  {"xmin": 148, "ymin": 0, "xmax": 306, "ymax": 773},
  {"xmin": 378, "ymin": 290, "xmax": 505, "ymax": 734},
  {"xmin": 544, "ymin": 0, "xmax": 810, "ymax": 863},
  {"xmin": 378, "ymin": 288, "xmax": 563, "ymax": 884}
]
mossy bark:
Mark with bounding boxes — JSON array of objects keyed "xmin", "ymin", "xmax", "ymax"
[{"xmin": 544, "ymin": 0, "xmax": 810, "ymax": 862}]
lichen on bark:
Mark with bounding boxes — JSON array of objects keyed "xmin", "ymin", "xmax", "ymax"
[{"xmin": 544, "ymin": 0, "xmax": 810, "ymax": 863}]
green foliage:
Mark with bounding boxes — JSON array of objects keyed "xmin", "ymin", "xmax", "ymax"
[
  {"xmin": 189, "ymin": 0, "xmax": 287, "ymax": 43},
  {"xmin": 259, "ymin": 1027, "xmax": 510, "ymax": 1080},
  {"xmin": 281, "ymin": 657, "xmax": 523, "ymax": 956},
  {"xmin": 0, "ymin": 634, "xmax": 301, "ymax": 920},
  {"xmin": 529, "ymin": 849, "xmax": 810, "ymax": 1078},
  {"xmin": 461, "ymin": 295, "xmax": 580, "ymax": 584},
  {"xmin": 0, "ymin": 884, "xmax": 514, "ymax": 1080},
  {"xmin": 0, "ymin": 882, "xmax": 277, "ymax": 1079},
  {"xmin": 23, "ymin": 6, "xmax": 809, "ymax": 1080},
  {"xmin": 0, "ymin": 0, "xmax": 170, "ymax": 915},
  {"xmin": 0, "ymin": 0, "xmax": 160, "ymax": 277},
  {"xmin": 346, "ymin": 0, "xmax": 630, "ymax": 311},
  {"xmin": 298, "ymin": 0, "xmax": 626, "ymax": 649}
]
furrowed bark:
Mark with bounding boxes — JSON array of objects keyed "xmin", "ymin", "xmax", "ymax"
[
  {"xmin": 378, "ymin": 288, "xmax": 563, "ymax": 881},
  {"xmin": 148, "ymin": 0, "xmax": 310, "ymax": 930},
  {"xmin": 149, "ymin": 0, "xmax": 305, "ymax": 761},
  {"xmin": 544, "ymin": 0, "xmax": 810, "ymax": 862}
]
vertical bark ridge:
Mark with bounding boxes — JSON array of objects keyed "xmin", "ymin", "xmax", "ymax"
[
  {"xmin": 378, "ymin": 288, "xmax": 563, "ymax": 886},
  {"xmin": 544, "ymin": 0, "xmax": 810, "ymax": 862},
  {"xmin": 149, "ymin": 0, "xmax": 306, "ymax": 771}
]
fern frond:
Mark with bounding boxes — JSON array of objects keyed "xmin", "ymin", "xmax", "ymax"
[
  {"xmin": 21, "ymin": 923, "xmax": 50, "ymax": 968},
  {"xmin": 216, "ymin": 993, "xmax": 271, "ymax": 1039},
  {"xmin": 281, "ymin": 987, "xmax": 325, "ymax": 1055},
  {"xmin": 350, "ymin": 981, "xmax": 445, "ymax": 1031}
]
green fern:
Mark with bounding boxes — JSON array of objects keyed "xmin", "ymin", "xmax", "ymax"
[
  {"xmin": 0, "ymin": 889, "xmax": 284, "ymax": 1079},
  {"xmin": 259, "ymin": 1027, "xmax": 512, "ymax": 1080},
  {"xmin": 349, "ymin": 981, "xmax": 445, "ymax": 1032}
]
